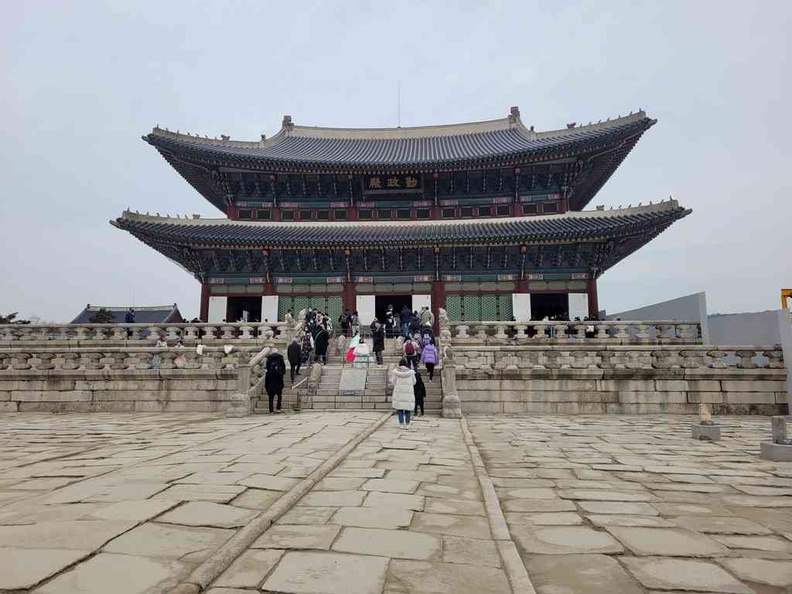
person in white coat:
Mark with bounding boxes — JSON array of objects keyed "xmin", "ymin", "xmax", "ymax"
[{"xmin": 390, "ymin": 358, "xmax": 416, "ymax": 429}]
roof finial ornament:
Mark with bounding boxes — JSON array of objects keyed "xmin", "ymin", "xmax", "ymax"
[
  {"xmin": 221, "ymin": 134, "xmax": 230, "ymax": 141},
  {"xmin": 261, "ymin": 134, "xmax": 266, "ymax": 141},
  {"xmin": 282, "ymin": 115, "xmax": 294, "ymax": 132},
  {"xmin": 566, "ymin": 122, "xmax": 576, "ymax": 129},
  {"xmin": 508, "ymin": 106, "xmax": 520, "ymax": 124}
]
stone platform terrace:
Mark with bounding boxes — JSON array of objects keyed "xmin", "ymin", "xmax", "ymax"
[{"xmin": 1, "ymin": 412, "xmax": 791, "ymax": 593}]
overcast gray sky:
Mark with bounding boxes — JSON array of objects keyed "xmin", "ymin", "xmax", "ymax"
[{"xmin": 1, "ymin": 1, "xmax": 790, "ymax": 322}]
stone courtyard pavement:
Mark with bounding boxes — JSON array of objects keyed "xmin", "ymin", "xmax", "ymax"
[
  {"xmin": 1, "ymin": 413, "xmax": 791, "ymax": 593},
  {"xmin": 467, "ymin": 415, "xmax": 792, "ymax": 594}
]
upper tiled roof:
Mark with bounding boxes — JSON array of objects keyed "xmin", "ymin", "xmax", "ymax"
[
  {"xmin": 113, "ymin": 201, "xmax": 689, "ymax": 249},
  {"xmin": 145, "ymin": 108, "xmax": 654, "ymax": 171}
]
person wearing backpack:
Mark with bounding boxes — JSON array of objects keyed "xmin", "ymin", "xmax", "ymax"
[
  {"xmin": 390, "ymin": 358, "xmax": 416, "ymax": 429},
  {"xmin": 420, "ymin": 338, "xmax": 439, "ymax": 382},
  {"xmin": 413, "ymin": 371, "xmax": 426, "ymax": 416},
  {"xmin": 403, "ymin": 336, "xmax": 419, "ymax": 372},
  {"xmin": 265, "ymin": 348, "xmax": 286, "ymax": 414}
]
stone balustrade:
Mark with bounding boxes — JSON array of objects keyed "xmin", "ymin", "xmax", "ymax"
[
  {"xmin": 0, "ymin": 322, "xmax": 295, "ymax": 346},
  {"xmin": 443, "ymin": 343, "xmax": 787, "ymax": 415},
  {"xmin": 447, "ymin": 344, "xmax": 783, "ymax": 372},
  {"xmin": 439, "ymin": 320, "xmax": 702, "ymax": 345},
  {"xmin": 0, "ymin": 345, "xmax": 262, "ymax": 372}
]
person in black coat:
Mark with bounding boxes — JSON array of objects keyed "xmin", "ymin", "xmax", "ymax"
[
  {"xmin": 287, "ymin": 337, "xmax": 302, "ymax": 382},
  {"xmin": 314, "ymin": 327, "xmax": 329, "ymax": 365},
  {"xmin": 264, "ymin": 349, "xmax": 286, "ymax": 414},
  {"xmin": 413, "ymin": 370, "xmax": 426, "ymax": 416},
  {"xmin": 371, "ymin": 321, "xmax": 385, "ymax": 366}
]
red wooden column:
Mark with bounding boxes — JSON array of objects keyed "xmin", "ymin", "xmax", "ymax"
[
  {"xmin": 347, "ymin": 175, "xmax": 358, "ymax": 221},
  {"xmin": 587, "ymin": 277, "xmax": 599, "ymax": 319},
  {"xmin": 342, "ymin": 282, "xmax": 356, "ymax": 313},
  {"xmin": 199, "ymin": 283, "xmax": 210, "ymax": 321},
  {"xmin": 343, "ymin": 248, "xmax": 355, "ymax": 312}
]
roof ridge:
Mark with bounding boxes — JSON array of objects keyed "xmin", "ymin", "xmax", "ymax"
[
  {"xmin": 146, "ymin": 108, "xmax": 649, "ymax": 146},
  {"xmin": 82, "ymin": 305, "xmax": 178, "ymax": 311}
]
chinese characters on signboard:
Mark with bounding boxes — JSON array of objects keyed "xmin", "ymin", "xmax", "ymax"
[{"xmin": 364, "ymin": 174, "xmax": 422, "ymax": 192}]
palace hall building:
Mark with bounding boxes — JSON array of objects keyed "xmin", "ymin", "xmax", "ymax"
[{"xmin": 113, "ymin": 107, "xmax": 690, "ymax": 324}]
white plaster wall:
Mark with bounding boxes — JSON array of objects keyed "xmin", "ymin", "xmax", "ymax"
[
  {"xmin": 607, "ymin": 291, "xmax": 709, "ymax": 342},
  {"xmin": 569, "ymin": 293, "xmax": 589, "ymax": 320},
  {"xmin": 708, "ymin": 310, "xmax": 785, "ymax": 347},
  {"xmin": 208, "ymin": 296, "xmax": 227, "ymax": 323},
  {"xmin": 413, "ymin": 295, "xmax": 431, "ymax": 312},
  {"xmin": 261, "ymin": 296, "xmax": 278, "ymax": 323},
  {"xmin": 512, "ymin": 294, "xmax": 531, "ymax": 322},
  {"xmin": 356, "ymin": 295, "xmax": 376, "ymax": 328}
]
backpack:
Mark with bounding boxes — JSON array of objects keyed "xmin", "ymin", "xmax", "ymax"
[{"xmin": 404, "ymin": 341, "xmax": 416, "ymax": 356}]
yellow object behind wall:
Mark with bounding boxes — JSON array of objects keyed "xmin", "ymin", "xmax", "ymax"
[{"xmin": 782, "ymin": 289, "xmax": 792, "ymax": 309}]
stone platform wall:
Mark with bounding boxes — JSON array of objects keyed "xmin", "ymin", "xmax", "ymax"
[
  {"xmin": 0, "ymin": 369, "xmax": 238, "ymax": 413},
  {"xmin": 0, "ymin": 346, "xmax": 265, "ymax": 413},
  {"xmin": 450, "ymin": 345, "xmax": 788, "ymax": 415}
]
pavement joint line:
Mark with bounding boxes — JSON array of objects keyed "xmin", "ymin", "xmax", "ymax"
[
  {"xmin": 460, "ymin": 416, "xmax": 537, "ymax": 594},
  {"xmin": 169, "ymin": 411, "xmax": 393, "ymax": 593}
]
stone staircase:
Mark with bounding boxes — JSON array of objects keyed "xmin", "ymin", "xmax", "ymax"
[
  {"xmin": 254, "ymin": 337, "xmax": 443, "ymax": 414},
  {"xmin": 298, "ymin": 363, "xmax": 442, "ymax": 413}
]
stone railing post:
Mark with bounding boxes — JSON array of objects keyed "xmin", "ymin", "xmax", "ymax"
[
  {"xmin": 455, "ymin": 325, "xmax": 470, "ymax": 339},
  {"xmin": 736, "ymin": 349, "xmax": 757, "ymax": 369},
  {"xmin": 655, "ymin": 323, "xmax": 672, "ymax": 341},
  {"xmin": 441, "ymin": 364, "xmax": 462, "ymax": 418},
  {"xmin": 707, "ymin": 350, "xmax": 728, "ymax": 369},
  {"xmin": 764, "ymin": 349, "xmax": 785, "ymax": 369},
  {"xmin": 226, "ymin": 363, "xmax": 252, "ymax": 417}
]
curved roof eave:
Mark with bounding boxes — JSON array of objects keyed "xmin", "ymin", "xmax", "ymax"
[
  {"xmin": 144, "ymin": 111, "xmax": 654, "ymax": 173},
  {"xmin": 112, "ymin": 201, "xmax": 691, "ymax": 251}
]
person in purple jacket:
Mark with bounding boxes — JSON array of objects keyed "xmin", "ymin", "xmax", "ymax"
[{"xmin": 420, "ymin": 338, "xmax": 439, "ymax": 382}]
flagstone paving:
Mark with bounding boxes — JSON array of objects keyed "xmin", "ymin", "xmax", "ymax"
[
  {"xmin": 0, "ymin": 412, "xmax": 382, "ymax": 592},
  {"xmin": 212, "ymin": 415, "xmax": 514, "ymax": 593},
  {"xmin": 3, "ymin": 412, "xmax": 792, "ymax": 593},
  {"xmin": 467, "ymin": 415, "xmax": 792, "ymax": 594}
]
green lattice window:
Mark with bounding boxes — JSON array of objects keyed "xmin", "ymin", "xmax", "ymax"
[
  {"xmin": 278, "ymin": 296, "xmax": 343, "ymax": 324},
  {"xmin": 445, "ymin": 294, "xmax": 512, "ymax": 321}
]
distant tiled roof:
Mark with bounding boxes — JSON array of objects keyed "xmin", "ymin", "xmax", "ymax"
[
  {"xmin": 70, "ymin": 304, "xmax": 183, "ymax": 324},
  {"xmin": 113, "ymin": 201, "xmax": 690, "ymax": 249},
  {"xmin": 146, "ymin": 109, "xmax": 653, "ymax": 170}
]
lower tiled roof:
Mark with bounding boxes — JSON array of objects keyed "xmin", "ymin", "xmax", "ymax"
[{"xmin": 112, "ymin": 202, "xmax": 690, "ymax": 249}]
